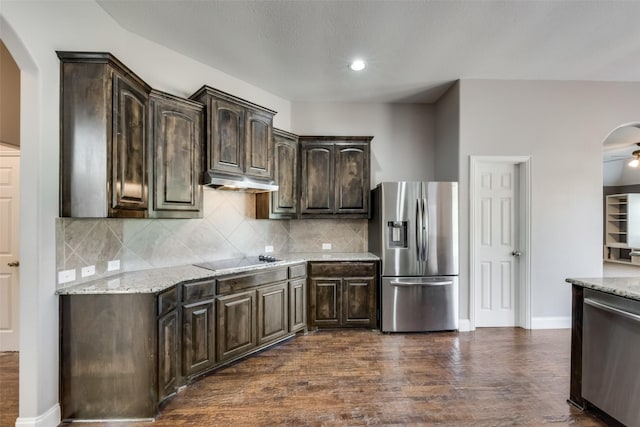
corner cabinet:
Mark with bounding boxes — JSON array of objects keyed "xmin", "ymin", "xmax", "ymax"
[
  {"xmin": 256, "ymin": 129, "xmax": 299, "ymax": 219},
  {"xmin": 307, "ymin": 261, "xmax": 377, "ymax": 329},
  {"xmin": 299, "ymin": 136, "xmax": 372, "ymax": 218},
  {"xmin": 57, "ymin": 52, "xmax": 204, "ymax": 219},
  {"xmin": 58, "ymin": 51, "xmax": 151, "ymax": 218},
  {"xmin": 149, "ymin": 90, "xmax": 204, "ymax": 218},
  {"xmin": 604, "ymin": 193, "xmax": 640, "ymax": 265},
  {"xmin": 190, "ymin": 86, "xmax": 276, "ymax": 183}
]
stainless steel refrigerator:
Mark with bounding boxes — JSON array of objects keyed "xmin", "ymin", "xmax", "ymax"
[{"xmin": 369, "ymin": 181, "xmax": 459, "ymax": 332}]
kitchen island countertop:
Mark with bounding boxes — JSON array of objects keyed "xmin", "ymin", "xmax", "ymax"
[
  {"xmin": 565, "ymin": 276, "xmax": 640, "ymax": 301},
  {"xmin": 56, "ymin": 252, "xmax": 379, "ymax": 295}
]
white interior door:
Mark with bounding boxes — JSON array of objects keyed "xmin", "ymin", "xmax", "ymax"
[
  {"xmin": 0, "ymin": 151, "xmax": 20, "ymax": 351},
  {"xmin": 473, "ymin": 161, "xmax": 520, "ymax": 327}
]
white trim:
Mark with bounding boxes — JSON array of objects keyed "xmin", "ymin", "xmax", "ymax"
[
  {"xmin": 469, "ymin": 155, "xmax": 532, "ymax": 330},
  {"xmin": 458, "ymin": 319, "xmax": 472, "ymax": 332},
  {"xmin": 531, "ymin": 316, "xmax": 571, "ymax": 330},
  {"xmin": 15, "ymin": 404, "xmax": 60, "ymax": 427}
]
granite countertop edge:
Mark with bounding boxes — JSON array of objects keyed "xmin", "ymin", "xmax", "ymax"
[
  {"xmin": 566, "ymin": 277, "xmax": 640, "ymax": 302},
  {"xmin": 57, "ymin": 252, "xmax": 379, "ymax": 295}
]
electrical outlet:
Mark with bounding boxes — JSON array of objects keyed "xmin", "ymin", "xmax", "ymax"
[
  {"xmin": 322, "ymin": 243, "xmax": 332, "ymax": 250},
  {"xmin": 58, "ymin": 269, "xmax": 76, "ymax": 284},
  {"xmin": 107, "ymin": 259, "xmax": 120, "ymax": 272},
  {"xmin": 81, "ymin": 265, "xmax": 95, "ymax": 278},
  {"xmin": 265, "ymin": 245, "xmax": 274, "ymax": 253}
]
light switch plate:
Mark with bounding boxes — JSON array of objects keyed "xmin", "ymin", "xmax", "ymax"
[
  {"xmin": 265, "ymin": 245, "xmax": 274, "ymax": 253},
  {"xmin": 322, "ymin": 243, "xmax": 332, "ymax": 250},
  {"xmin": 81, "ymin": 265, "xmax": 95, "ymax": 278},
  {"xmin": 107, "ymin": 259, "xmax": 120, "ymax": 272},
  {"xmin": 58, "ymin": 269, "xmax": 76, "ymax": 284}
]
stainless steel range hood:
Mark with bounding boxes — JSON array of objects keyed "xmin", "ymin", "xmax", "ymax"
[{"xmin": 203, "ymin": 171, "xmax": 278, "ymax": 193}]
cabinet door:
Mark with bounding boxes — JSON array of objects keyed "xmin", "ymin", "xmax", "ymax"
[
  {"xmin": 150, "ymin": 94, "xmax": 203, "ymax": 218},
  {"xmin": 335, "ymin": 143, "xmax": 369, "ymax": 214},
  {"xmin": 309, "ymin": 278, "xmax": 341, "ymax": 327},
  {"xmin": 182, "ymin": 300, "xmax": 215, "ymax": 378},
  {"xmin": 216, "ymin": 291, "xmax": 256, "ymax": 362},
  {"xmin": 245, "ymin": 109, "xmax": 273, "ymax": 179},
  {"xmin": 272, "ymin": 132, "xmax": 298, "ymax": 216},
  {"xmin": 342, "ymin": 277, "xmax": 376, "ymax": 327},
  {"xmin": 210, "ymin": 98, "xmax": 245, "ymax": 176},
  {"xmin": 158, "ymin": 310, "xmax": 179, "ymax": 402},
  {"xmin": 289, "ymin": 278, "xmax": 306, "ymax": 333},
  {"xmin": 111, "ymin": 72, "xmax": 149, "ymax": 215},
  {"xmin": 257, "ymin": 282, "xmax": 288, "ymax": 345},
  {"xmin": 300, "ymin": 143, "xmax": 334, "ymax": 215}
]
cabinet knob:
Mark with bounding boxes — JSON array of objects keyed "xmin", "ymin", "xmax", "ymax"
[{"xmin": 511, "ymin": 251, "xmax": 521, "ymax": 257}]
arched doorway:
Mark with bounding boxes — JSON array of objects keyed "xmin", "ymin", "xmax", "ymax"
[{"xmin": 602, "ymin": 123, "xmax": 640, "ymax": 277}]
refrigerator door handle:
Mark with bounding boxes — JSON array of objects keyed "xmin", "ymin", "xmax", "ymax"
[
  {"xmin": 422, "ymin": 197, "xmax": 428, "ymax": 261},
  {"xmin": 390, "ymin": 280, "xmax": 454, "ymax": 287},
  {"xmin": 415, "ymin": 198, "xmax": 422, "ymax": 261}
]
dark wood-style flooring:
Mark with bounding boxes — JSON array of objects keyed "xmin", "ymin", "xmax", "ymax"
[{"xmin": 2, "ymin": 329, "xmax": 607, "ymax": 426}]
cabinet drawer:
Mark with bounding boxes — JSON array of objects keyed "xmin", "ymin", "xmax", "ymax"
[
  {"xmin": 289, "ymin": 263, "xmax": 307, "ymax": 279},
  {"xmin": 158, "ymin": 286, "xmax": 179, "ymax": 316},
  {"xmin": 309, "ymin": 262, "xmax": 375, "ymax": 278},
  {"xmin": 217, "ymin": 268, "xmax": 288, "ymax": 295},
  {"xmin": 183, "ymin": 279, "xmax": 216, "ymax": 303}
]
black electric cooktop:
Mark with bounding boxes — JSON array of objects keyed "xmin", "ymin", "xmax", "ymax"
[{"xmin": 194, "ymin": 255, "xmax": 279, "ymax": 272}]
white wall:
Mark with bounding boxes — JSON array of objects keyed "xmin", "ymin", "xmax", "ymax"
[
  {"xmin": 458, "ymin": 79, "xmax": 640, "ymax": 324},
  {"xmin": 434, "ymin": 82, "xmax": 460, "ymax": 181},
  {"xmin": 0, "ymin": 2, "xmax": 292, "ymax": 425},
  {"xmin": 291, "ymin": 102, "xmax": 436, "ymax": 186}
]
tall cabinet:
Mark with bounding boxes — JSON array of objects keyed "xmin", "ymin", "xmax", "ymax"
[
  {"xmin": 256, "ymin": 129, "xmax": 299, "ymax": 219},
  {"xmin": 58, "ymin": 52, "xmax": 151, "ymax": 218},
  {"xmin": 604, "ymin": 193, "xmax": 640, "ymax": 265}
]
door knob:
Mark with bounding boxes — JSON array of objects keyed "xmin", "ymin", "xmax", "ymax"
[
  {"xmin": 511, "ymin": 251, "xmax": 521, "ymax": 257},
  {"xmin": 7, "ymin": 261, "xmax": 19, "ymax": 267}
]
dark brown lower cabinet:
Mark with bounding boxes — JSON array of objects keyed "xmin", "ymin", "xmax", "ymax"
[
  {"xmin": 308, "ymin": 261, "xmax": 377, "ymax": 329},
  {"xmin": 289, "ymin": 278, "xmax": 307, "ymax": 333},
  {"xmin": 60, "ymin": 262, "xmax": 307, "ymax": 422},
  {"xmin": 217, "ymin": 291, "xmax": 257, "ymax": 362},
  {"xmin": 158, "ymin": 309, "xmax": 180, "ymax": 402},
  {"xmin": 182, "ymin": 299, "xmax": 215, "ymax": 379},
  {"xmin": 257, "ymin": 282, "xmax": 289, "ymax": 345},
  {"xmin": 309, "ymin": 278, "xmax": 342, "ymax": 327},
  {"xmin": 60, "ymin": 293, "xmax": 159, "ymax": 420}
]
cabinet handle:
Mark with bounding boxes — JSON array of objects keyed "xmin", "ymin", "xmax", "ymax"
[
  {"xmin": 584, "ymin": 298, "xmax": 640, "ymax": 323},
  {"xmin": 7, "ymin": 261, "xmax": 19, "ymax": 267}
]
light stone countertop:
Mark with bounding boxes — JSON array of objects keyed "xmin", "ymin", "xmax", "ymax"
[
  {"xmin": 57, "ymin": 253, "xmax": 379, "ymax": 295},
  {"xmin": 566, "ymin": 277, "xmax": 640, "ymax": 302}
]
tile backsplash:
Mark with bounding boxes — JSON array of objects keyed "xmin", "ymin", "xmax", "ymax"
[{"xmin": 56, "ymin": 190, "xmax": 368, "ymax": 288}]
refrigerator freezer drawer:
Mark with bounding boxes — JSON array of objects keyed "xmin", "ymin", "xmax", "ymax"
[{"xmin": 381, "ymin": 276, "xmax": 458, "ymax": 332}]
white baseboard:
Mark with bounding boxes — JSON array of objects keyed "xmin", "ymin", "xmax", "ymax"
[
  {"xmin": 15, "ymin": 403, "xmax": 60, "ymax": 427},
  {"xmin": 531, "ymin": 316, "xmax": 571, "ymax": 330},
  {"xmin": 458, "ymin": 319, "xmax": 472, "ymax": 332}
]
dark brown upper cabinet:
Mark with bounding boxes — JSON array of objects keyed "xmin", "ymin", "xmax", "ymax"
[
  {"xmin": 299, "ymin": 136, "xmax": 372, "ymax": 218},
  {"xmin": 189, "ymin": 86, "xmax": 276, "ymax": 183},
  {"xmin": 149, "ymin": 90, "xmax": 204, "ymax": 219},
  {"xmin": 58, "ymin": 52, "xmax": 205, "ymax": 219},
  {"xmin": 58, "ymin": 51, "xmax": 151, "ymax": 218},
  {"xmin": 256, "ymin": 129, "xmax": 299, "ymax": 219}
]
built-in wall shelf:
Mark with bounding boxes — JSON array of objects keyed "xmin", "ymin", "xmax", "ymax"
[{"xmin": 604, "ymin": 193, "xmax": 640, "ymax": 266}]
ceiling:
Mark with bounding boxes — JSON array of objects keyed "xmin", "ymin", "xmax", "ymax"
[{"xmin": 97, "ymin": 0, "xmax": 640, "ymax": 104}]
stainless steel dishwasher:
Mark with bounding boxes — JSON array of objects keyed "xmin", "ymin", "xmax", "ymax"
[{"xmin": 582, "ymin": 288, "xmax": 640, "ymax": 427}]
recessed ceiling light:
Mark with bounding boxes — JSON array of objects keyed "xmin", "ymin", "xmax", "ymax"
[{"xmin": 349, "ymin": 59, "xmax": 366, "ymax": 71}]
